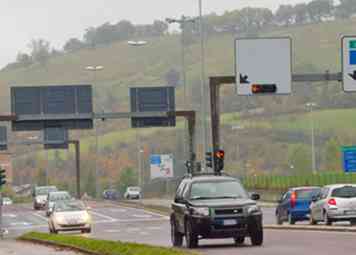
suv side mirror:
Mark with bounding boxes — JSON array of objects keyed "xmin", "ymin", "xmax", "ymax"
[{"xmin": 250, "ymin": 193, "xmax": 260, "ymax": 201}]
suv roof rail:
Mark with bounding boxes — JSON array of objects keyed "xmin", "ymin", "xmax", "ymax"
[{"xmin": 184, "ymin": 171, "xmax": 231, "ymax": 178}]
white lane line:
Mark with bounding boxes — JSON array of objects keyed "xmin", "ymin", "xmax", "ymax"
[
  {"xmin": 32, "ymin": 212, "xmax": 48, "ymax": 222},
  {"xmin": 147, "ymin": 226, "xmax": 162, "ymax": 230},
  {"xmin": 111, "ymin": 204, "xmax": 168, "ymax": 218},
  {"xmin": 109, "ymin": 209, "xmax": 127, "ymax": 213},
  {"xmin": 132, "ymin": 214, "xmax": 153, "ymax": 218},
  {"xmin": 105, "ymin": 229, "xmax": 122, "ymax": 233},
  {"xmin": 116, "ymin": 217, "xmax": 168, "ymax": 223},
  {"xmin": 127, "ymin": 227, "xmax": 140, "ymax": 232},
  {"xmin": 6, "ymin": 224, "xmax": 48, "ymax": 230},
  {"xmin": 10, "ymin": 222, "xmax": 32, "ymax": 226},
  {"xmin": 140, "ymin": 231, "xmax": 149, "ymax": 235},
  {"xmin": 3, "ymin": 214, "xmax": 17, "ymax": 218},
  {"xmin": 90, "ymin": 210, "xmax": 117, "ymax": 222}
]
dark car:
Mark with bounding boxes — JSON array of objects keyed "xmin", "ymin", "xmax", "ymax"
[
  {"xmin": 275, "ymin": 186, "xmax": 321, "ymax": 225},
  {"xmin": 103, "ymin": 189, "xmax": 120, "ymax": 200},
  {"xmin": 170, "ymin": 174, "xmax": 263, "ymax": 248}
]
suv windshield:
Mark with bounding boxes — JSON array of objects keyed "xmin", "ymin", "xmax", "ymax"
[
  {"xmin": 190, "ymin": 181, "xmax": 248, "ymax": 200},
  {"xmin": 36, "ymin": 186, "xmax": 57, "ymax": 196},
  {"xmin": 332, "ymin": 186, "xmax": 356, "ymax": 198}
]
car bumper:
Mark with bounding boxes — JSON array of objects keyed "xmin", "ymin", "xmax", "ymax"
[
  {"xmin": 52, "ymin": 222, "xmax": 91, "ymax": 231},
  {"xmin": 34, "ymin": 202, "xmax": 46, "ymax": 208},
  {"xmin": 190, "ymin": 214, "xmax": 262, "ymax": 239},
  {"xmin": 290, "ymin": 209, "xmax": 310, "ymax": 220},
  {"xmin": 328, "ymin": 209, "xmax": 356, "ymax": 220}
]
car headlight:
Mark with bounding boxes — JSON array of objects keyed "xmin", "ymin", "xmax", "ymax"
[
  {"xmin": 82, "ymin": 212, "xmax": 91, "ymax": 223},
  {"xmin": 55, "ymin": 215, "xmax": 65, "ymax": 224},
  {"xmin": 247, "ymin": 205, "xmax": 261, "ymax": 215},
  {"xmin": 192, "ymin": 207, "xmax": 210, "ymax": 217}
]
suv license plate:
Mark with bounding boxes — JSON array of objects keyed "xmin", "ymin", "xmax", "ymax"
[{"xmin": 223, "ymin": 219, "xmax": 237, "ymax": 226}]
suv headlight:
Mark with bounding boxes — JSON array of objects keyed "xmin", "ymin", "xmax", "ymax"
[
  {"xmin": 192, "ymin": 207, "xmax": 210, "ymax": 217},
  {"xmin": 247, "ymin": 205, "xmax": 261, "ymax": 215}
]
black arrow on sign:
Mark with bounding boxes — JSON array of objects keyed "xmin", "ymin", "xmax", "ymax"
[
  {"xmin": 349, "ymin": 70, "xmax": 356, "ymax": 80},
  {"xmin": 239, "ymin": 74, "xmax": 250, "ymax": 84}
]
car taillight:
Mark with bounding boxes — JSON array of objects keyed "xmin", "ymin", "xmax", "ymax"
[
  {"xmin": 290, "ymin": 191, "xmax": 297, "ymax": 208},
  {"xmin": 328, "ymin": 198, "xmax": 337, "ymax": 206}
]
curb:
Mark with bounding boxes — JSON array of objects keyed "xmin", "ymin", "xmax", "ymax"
[
  {"xmin": 18, "ymin": 237, "xmax": 101, "ymax": 255},
  {"xmin": 264, "ymin": 224, "xmax": 356, "ymax": 233}
]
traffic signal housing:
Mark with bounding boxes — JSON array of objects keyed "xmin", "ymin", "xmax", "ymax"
[
  {"xmin": 251, "ymin": 84, "xmax": 277, "ymax": 94},
  {"xmin": 205, "ymin": 152, "xmax": 213, "ymax": 168},
  {"xmin": 215, "ymin": 150, "xmax": 225, "ymax": 173},
  {"xmin": 0, "ymin": 169, "xmax": 6, "ymax": 187}
]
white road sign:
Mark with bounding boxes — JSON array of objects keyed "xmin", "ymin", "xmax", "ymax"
[
  {"xmin": 235, "ymin": 37, "xmax": 292, "ymax": 95},
  {"xmin": 342, "ymin": 36, "xmax": 356, "ymax": 92},
  {"xmin": 150, "ymin": 154, "xmax": 174, "ymax": 179}
]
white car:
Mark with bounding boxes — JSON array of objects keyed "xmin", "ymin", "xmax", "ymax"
[
  {"xmin": 124, "ymin": 186, "xmax": 141, "ymax": 200},
  {"xmin": 48, "ymin": 200, "xmax": 91, "ymax": 234},
  {"xmin": 310, "ymin": 184, "xmax": 356, "ymax": 225},
  {"xmin": 46, "ymin": 191, "xmax": 72, "ymax": 216},
  {"xmin": 2, "ymin": 197, "xmax": 13, "ymax": 205}
]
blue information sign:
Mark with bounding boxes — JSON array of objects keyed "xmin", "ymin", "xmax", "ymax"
[{"xmin": 342, "ymin": 146, "xmax": 356, "ymax": 173}]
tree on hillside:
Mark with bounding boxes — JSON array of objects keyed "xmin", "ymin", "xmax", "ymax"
[
  {"xmin": 116, "ymin": 20, "xmax": 135, "ymax": 39},
  {"xmin": 335, "ymin": 0, "xmax": 356, "ymax": 19},
  {"xmin": 238, "ymin": 7, "xmax": 273, "ymax": 32},
  {"xmin": 275, "ymin": 5, "xmax": 295, "ymax": 26},
  {"xmin": 28, "ymin": 39, "xmax": 51, "ymax": 66},
  {"xmin": 116, "ymin": 167, "xmax": 138, "ymax": 193},
  {"xmin": 164, "ymin": 68, "xmax": 180, "ymax": 87},
  {"xmin": 307, "ymin": 0, "xmax": 333, "ymax": 22},
  {"xmin": 64, "ymin": 38, "xmax": 86, "ymax": 52},
  {"xmin": 152, "ymin": 20, "xmax": 169, "ymax": 36},
  {"xmin": 294, "ymin": 3, "xmax": 309, "ymax": 24},
  {"xmin": 15, "ymin": 52, "xmax": 32, "ymax": 67},
  {"xmin": 323, "ymin": 138, "xmax": 341, "ymax": 171}
]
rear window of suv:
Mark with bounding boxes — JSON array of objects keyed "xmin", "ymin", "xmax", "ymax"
[
  {"xmin": 295, "ymin": 188, "xmax": 321, "ymax": 199},
  {"xmin": 331, "ymin": 186, "xmax": 356, "ymax": 198}
]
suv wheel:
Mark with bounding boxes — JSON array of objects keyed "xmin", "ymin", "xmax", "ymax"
[
  {"xmin": 249, "ymin": 222, "xmax": 263, "ymax": 246},
  {"xmin": 185, "ymin": 220, "xmax": 198, "ymax": 248},
  {"xmin": 350, "ymin": 219, "xmax": 356, "ymax": 226},
  {"xmin": 288, "ymin": 213, "xmax": 295, "ymax": 225},
  {"xmin": 171, "ymin": 217, "xmax": 183, "ymax": 247},
  {"xmin": 234, "ymin": 236, "xmax": 245, "ymax": 245}
]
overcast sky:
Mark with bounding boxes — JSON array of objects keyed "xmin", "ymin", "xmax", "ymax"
[{"xmin": 0, "ymin": 0, "xmax": 313, "ymax": 68}]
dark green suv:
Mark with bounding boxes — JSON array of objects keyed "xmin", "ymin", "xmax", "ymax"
[{"xmin": 170, "ymin": 174, "xmax": 263, "ymax": 248}]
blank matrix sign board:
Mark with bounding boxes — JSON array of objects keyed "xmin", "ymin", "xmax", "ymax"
[
  {"xmin": 342, "ymin": 36, "xmax": 356, "ymax": 92},
  {"xmin": 235, "ymin": 37, "xmax": 292, "ymax": 95},
  {"xmin": 130, "ymin": 87, "xmax": 175, "ymax": 128},
  {"xmin": 11, "ymin": 85, "xmax": 93, "ymax": 131}
]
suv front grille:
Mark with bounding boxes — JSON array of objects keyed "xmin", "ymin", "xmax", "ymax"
[{"xmin": 215, "ymin": 208, "xmax": 243, "ymax": 215}]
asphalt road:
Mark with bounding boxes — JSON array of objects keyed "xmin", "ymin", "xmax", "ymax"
[{"xmin": 2, "ymin": 202, "xmax": 356, "ymax": 255}]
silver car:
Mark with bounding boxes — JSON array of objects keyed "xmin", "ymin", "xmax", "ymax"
[
  {"xmin": 48, "ymin": 200, "xmax": 92, "ymax": 234},
  {"xmin": 45, "ymin": 191, "xmax": 72, "ymax": 216},
  {"xmin": 310, "ymin": 184, "xmax": 356, "ymax": 225}
]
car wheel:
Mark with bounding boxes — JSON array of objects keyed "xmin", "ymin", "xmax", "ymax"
[
  {"xmin": 249, "ymin": 224, "xmax": 263, "ymax": 246},
  {"xmin": 171, "ymin": 217, "xmax": 183, "ymax": 247},
  {"xmin": 288, "ymin": 213, "xmax": 295, "ymax": 225},
  {"xmin": 350, "ymin": 219, "xmax": 356, "ymax": 226},
  {"xmin": 185, "ymin": 220, "xmax": 198, "ymax": 248},
  {"xmin": 276, "ymin": 212, "xmax": 283, "ymax": 225},
  {"xmin": 53, "ymin": 228, "xmax": 58, "ymax": 234},
  {"xmin": 82, "ymin": 228, "xmax": 91, "ymax": 234},
  {"xmin": 234, "ymin": 236, "xmax": 245, "ymax": 245},
  {"xmin": 324, "ymin": 212, "xmax": 332, "ymax": 226}
]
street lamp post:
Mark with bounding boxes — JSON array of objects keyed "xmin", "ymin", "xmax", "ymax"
[
  {"xmin": 85, "ymin": 65, "xmax": 104, "ymax": 198},
  {"xmin": 306, "ymin": 102, "xmax": 317, "ymax": 174}
]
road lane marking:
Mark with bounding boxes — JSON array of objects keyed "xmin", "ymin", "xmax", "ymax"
[
  {"xmin": 90, "ymin": 210, "xmax": 117, "ymax": 222},
  {"xmin": 127, "ymin": 227, "xmax": 140, "ymax": 232},
  {"xmin": 105, "ymin": 229, "xmax": 122, "ymax": 233},
  {"xmin": 112, "ymin": 204, "xmax": 169, "ymax": 218},
  {"xmin": 140, "ymin": 231, "xmax": 149, "ymax": 235},
  {"xmin": 147, "ymin": 226, "xmax": 162, "ymax": 230},
  {"xmin": 10, "ymin": 222, "xmax": 32, "ymax": 226},
  {"xmin": 132, "ymin": 214, "xmax": 153, "ymax": 218},
  {"xmin": 3, "ymin": 214, "xmax": 17, "ymax": 218},
  {"xmin": 116, "ymin": 217, "xmax": 168, "ymax": 223},
  {"xmin": 32, "ymin": 213, "xmax": 49, "ymax": 222}
]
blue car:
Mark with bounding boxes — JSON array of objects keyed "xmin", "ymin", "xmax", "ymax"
[{"xmin": 275, "ymin": 186, "xmax": 321, "ymax": 225}]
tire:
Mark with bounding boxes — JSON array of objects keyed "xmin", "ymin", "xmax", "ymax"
[
  {"xmin": 276, "ymin": 212, "xmax": 283, "ymax": 225},
  {"xmin": 351, "ymin": 219, "xmax": 356, "ymax": 226},
  {"xmin": 288, "ymin": 213, "xmax": 296, "ymax": 225},
  {"xmin": 250, "ymin": 227, "xmax": 263, "ymax": 246},
  {"xmin": 185, "ymin": 220, "xmax": 198, "ymax": 248},
  {"xmin": 53, "ymin": 228, "xmax": 58, "ymax": 234},
  {"xmin": 234, "ymin": 236, "xmax": 245, "ymax": 245},
  {"xmin": 171, "ymin": 217, "xmax": 183, "ymax": 247},
  {"xmin": 324, "ymin": 212, "xmax": 332, "ymax": 226},
  {"xmin": 82, "ymin": 228, "xmax": 91, "ymax": 234}
]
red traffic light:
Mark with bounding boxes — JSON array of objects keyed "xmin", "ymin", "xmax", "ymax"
[
  {"xmin": 251, "ymin": 84, "xmax": 277, "ymax": 94},
  {"xmin": 215, "ymin": 150, "xmax": 225, "ymax": 159}
]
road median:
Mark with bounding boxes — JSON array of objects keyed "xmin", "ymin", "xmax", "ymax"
[{"xmin": 19, "ymin": 232, "xmax": 197, "ymax": 255}]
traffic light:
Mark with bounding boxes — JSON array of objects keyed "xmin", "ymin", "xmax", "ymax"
[
  {"xmin": 251, "ymin": 84, "xmax": 277, "ymax": 94},
  {"xmin": 0, "ymin": 169, "xmax": 6, "ymax": 187},
  {"xmin": 215, "ymin": 150, "xmax": 225, "ymax": 172},
  {"xmin": 205, "ymin": 152, "xmax": 213, "ymax": 168}
]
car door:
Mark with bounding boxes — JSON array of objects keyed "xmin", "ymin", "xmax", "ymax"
[
  {"xmin": 279, "ymin": 191, "xmax": 291, "ymax": 220},
  {"xmin": 313, "ymin": 188, "xmax": 328, "ymax": 221},
  {"xmin": 171, "ymin": 180, "xmax": 189, "ymax": 233}
]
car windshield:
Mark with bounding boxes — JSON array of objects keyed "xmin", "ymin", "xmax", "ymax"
[
  {"xmin": 295, "ymin": 188, "xmax": 321, "ymax": 199},
  {"xmin": 331, "ymin": 186, "xmax": 356, "ymax": 198},
  {"xmin": 54, "ymin": 201, "xmax": 85, "ymax": 212},
  {"xmin": 36, "ymin": 187, "xmax": 57, "ymax": 196},
  {"xmin": 190, "ymin": 181, "xmax": 248, "ymax": 200},
  {"xmin": 50, "ymin": 192, "xmax": 71, "ymax": 201}
]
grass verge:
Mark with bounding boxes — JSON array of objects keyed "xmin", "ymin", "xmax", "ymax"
[{"xmin": 19, "ymin": 232, "xmax": 195, "ymax": 255}]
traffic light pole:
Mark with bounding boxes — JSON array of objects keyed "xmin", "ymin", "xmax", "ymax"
[{"xmin": 209, "ymin": 72, "xmax": 341, "ymax": 173}]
